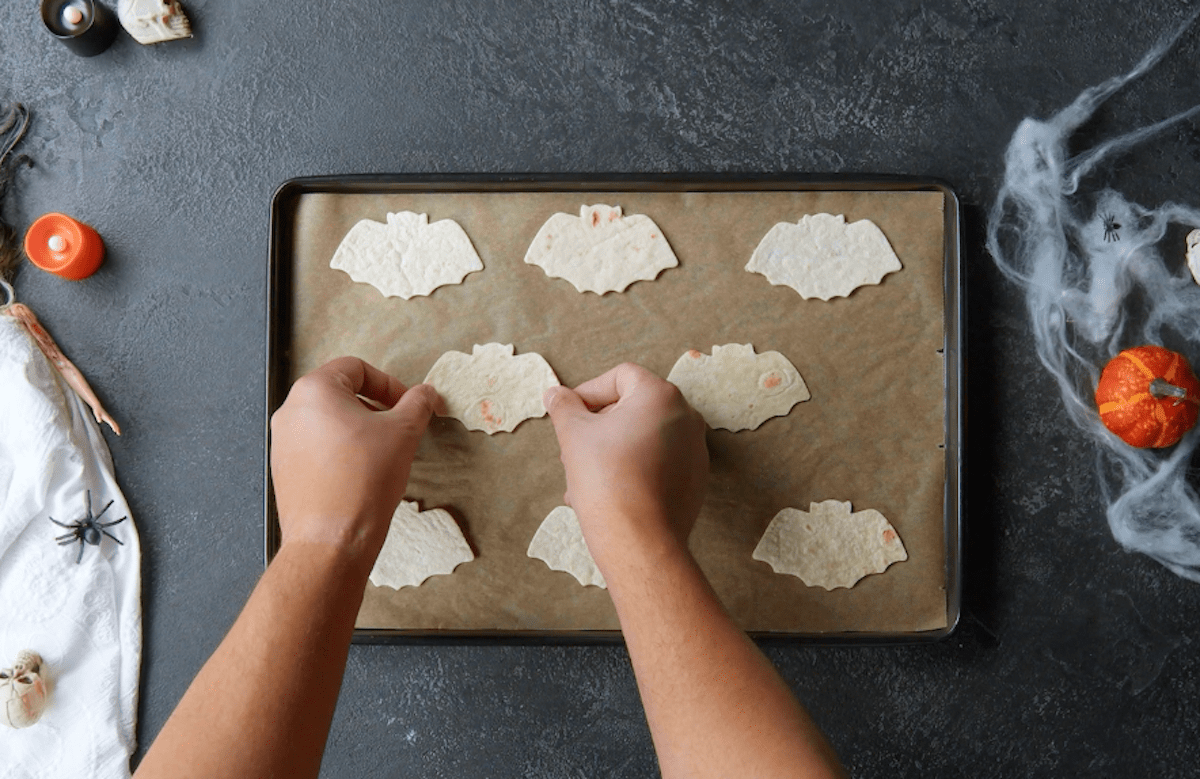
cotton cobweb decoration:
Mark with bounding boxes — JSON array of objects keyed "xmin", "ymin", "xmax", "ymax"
[{"xmin": 987, "ymin": 15, "xmax": 1200, "ymax": 581}]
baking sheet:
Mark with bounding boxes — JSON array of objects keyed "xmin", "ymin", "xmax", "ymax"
[{"xmin": 267, "ymin": 177, "xmax": 961, "ymax": 641}]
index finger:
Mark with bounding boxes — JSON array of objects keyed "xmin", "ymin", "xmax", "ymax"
[
  {"xmin": 311, "ymin": 356, "xmax": 408, "ymax": 408},
  {"xmin": 573, "ymin": 362, "xmax": 660, "ymax": 410}
]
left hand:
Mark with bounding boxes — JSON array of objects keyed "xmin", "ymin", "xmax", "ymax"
[{"xmin": 269, "ymin": 357, "xmax": 439, "ymax": 569}]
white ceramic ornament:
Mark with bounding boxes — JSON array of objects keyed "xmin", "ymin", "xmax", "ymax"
[
  {"xmin": 118, "ymin": 0, "xmax": 192, "ymax": 44},
  {"xmin": 1187, "ymin": 229, "xmax": 1200, "ymax": 286},
  {"xmin": 1, "ymin": 651, "xmax": 48, "ymax": 729}
]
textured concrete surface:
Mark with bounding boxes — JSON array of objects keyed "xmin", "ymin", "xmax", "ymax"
[{"xmin": 4, "ymin": 1, "xmax": 1200, "ymax": 776}]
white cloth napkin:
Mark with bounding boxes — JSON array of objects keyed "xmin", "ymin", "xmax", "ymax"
[{"xmin": 0, "ymin": 314, "xmax": 141, "ymax": 778}]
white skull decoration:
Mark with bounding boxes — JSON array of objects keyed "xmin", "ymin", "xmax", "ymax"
[
  {"xmin": 1, "ymin": 651, "xmax": 48, "ymax": 729},
  {"xmin": 118, "ymin": 0, "xmax": 193, "ymax": 44}
]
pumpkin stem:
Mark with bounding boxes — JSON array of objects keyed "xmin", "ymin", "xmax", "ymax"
[{"xmin": 1150, "ymin": 377, "xmax": 1188, "ymax": 403}]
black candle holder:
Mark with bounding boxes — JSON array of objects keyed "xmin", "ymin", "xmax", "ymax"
[{"xmin": 41, "ymin": 0, "xmax": 118, "ymax": 57}]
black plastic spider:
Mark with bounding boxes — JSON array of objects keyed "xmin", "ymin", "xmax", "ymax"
[
  {"xmin": 49, "ymin": 490, "xmax": 126, "ymax": 564},
  {"xmin": 1103, "ymin": 213, "xmax": 1121, "ymax": 242}
]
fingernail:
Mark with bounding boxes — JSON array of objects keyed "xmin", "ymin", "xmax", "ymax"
[
  {"xmin": 542, "ymin": 386, "xmax": 559, "ymax": 411},
  {"xmin": 423, "ymin": 384, "xmax": 447, "ymax": 415}
]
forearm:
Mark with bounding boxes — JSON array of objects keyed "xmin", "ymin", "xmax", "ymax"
[
  {"xmin": 600, "ymin": 525, "xmax": 847, "ymax": 779},
  {"xmin": 135, "ymin": 541, "xmax": 369, "ymax": 779}
]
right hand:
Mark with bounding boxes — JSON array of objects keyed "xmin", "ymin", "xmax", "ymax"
[{"xmin": 542, "ymin": 363, "xmax": 709, "ymax": 566}]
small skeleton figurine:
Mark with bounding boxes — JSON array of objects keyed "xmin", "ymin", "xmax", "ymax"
[
  {"xmin": 1187, "ymin": 228, "xmax": 1200, "ymax": 286},
  {"xmin": 1, "ymin": 651, "xmax": 48, "ymax": 729},
  {"xmin": 118, "ymin": 0, "xmax": 192, "ymax": 44}
]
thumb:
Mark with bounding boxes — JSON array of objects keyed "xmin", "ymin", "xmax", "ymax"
[
  {"xmin": 543, "ymin": 384, "xmax": 587, "ymax": 426},
  {"xmin": 388, "ymin": 383, "xmax": 440, "ymax": 433}
]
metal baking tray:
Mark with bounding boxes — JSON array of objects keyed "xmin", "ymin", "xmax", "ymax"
[{"xmin": 265, "ymin": 174, "xmax": 963, "ymax": 644}]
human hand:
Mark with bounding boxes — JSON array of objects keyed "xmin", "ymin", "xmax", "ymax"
[
  {"xmin": 269, "ymin": 357, "xmax": 439, "ymax": 568},
  {"xmin": 543, "ymin": 363, "xmax": 708, "ymax": 567}
]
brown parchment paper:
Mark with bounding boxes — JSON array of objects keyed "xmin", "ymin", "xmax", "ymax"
[{"xmin": 284, "ymin": 188, "xmax": 948, "ymax": 635}]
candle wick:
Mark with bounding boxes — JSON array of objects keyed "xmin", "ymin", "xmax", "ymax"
[{"xmin": 48, "ymin": 235, "xmax": 66, "ymax": 252}]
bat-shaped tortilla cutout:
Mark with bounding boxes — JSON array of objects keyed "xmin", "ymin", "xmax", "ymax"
[
  {"xmin": 746, "ymin": 213, "xmax": 902, "ymax": 300},
  {"xmin": 667, "ymin": 344, "xmax": 810, "ymax": 432},
  {"xmin": 331, "ymin": 211, "xmax": 483, "ymax": 299},
  {"xmin": 524, "ymin": 204, "xmax": 678, "ymax": 294},
  {"xmin": 423, "ymin": 343, "xmax": 560, "ymax": 434}
]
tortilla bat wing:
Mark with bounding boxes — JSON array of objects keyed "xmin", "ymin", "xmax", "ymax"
[
  {"xmin": 369, "ymin": 501, "xmax": 474, "ymax": 590},
  {"xmin": 527, "ymin": 506, "xmax": 606, "ymax": 588},
  {"xmin": 330, "ymin": 218, "xmax": 393, "ymax": 286}
]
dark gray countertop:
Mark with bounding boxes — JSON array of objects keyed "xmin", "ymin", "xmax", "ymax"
[{"xmin": 4, "ymin": 1, "xmax": 1199, "ymax": 776}]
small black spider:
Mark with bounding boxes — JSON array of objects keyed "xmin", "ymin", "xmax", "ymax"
[
  {"xmin": 49, "ymin": 490, "xmax": 126, "ymax": 564},
  {"xmin": 1103, "ymin": 213, "xmax": 1121, "ymax": 242}
]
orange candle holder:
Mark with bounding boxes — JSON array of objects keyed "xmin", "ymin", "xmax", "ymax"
[{"xmin": 24, "ymin": 213, "xmax": 106, "ymax": 280}]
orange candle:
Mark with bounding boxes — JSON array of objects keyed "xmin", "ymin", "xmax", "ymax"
[{"xmin": 23, "ymin": 212, "xmax": 105, "ymax": 280}]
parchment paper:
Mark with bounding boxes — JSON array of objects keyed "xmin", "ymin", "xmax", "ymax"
[{"xmin": 284, "ymin": 188, "xmax": 948, "ymax": 635}]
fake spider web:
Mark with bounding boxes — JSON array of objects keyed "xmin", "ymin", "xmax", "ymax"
[{"xmin": 987, "ymin": 13, "xmax": 1200, "ymax": 581}]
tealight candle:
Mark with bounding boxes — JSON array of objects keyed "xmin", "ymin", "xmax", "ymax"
[
  {"xmin": 40, "ymin": 0, "xmax": 117, "ymax": 57},
  {"xmin": 24, "ymin": 213, "xmax": 106, "ymax": 281}
]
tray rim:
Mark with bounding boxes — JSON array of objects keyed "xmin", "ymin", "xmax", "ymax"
[{"xmin": 264, "ymin": 172, "xmax": 964, "ymax": 646}]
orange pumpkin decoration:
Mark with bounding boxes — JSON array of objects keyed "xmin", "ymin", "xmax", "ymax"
[{"xmin": 1095, "ymin": 345, "xmax": 1200, "ymax": 448}]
